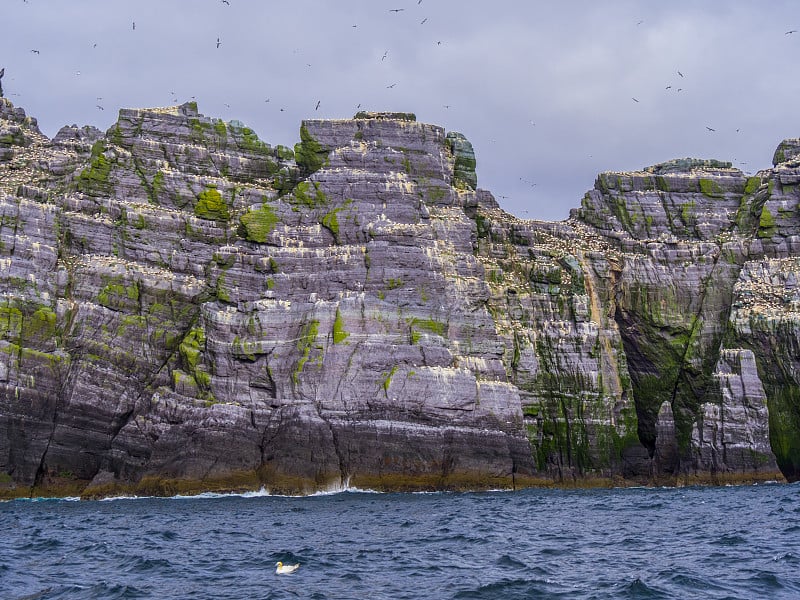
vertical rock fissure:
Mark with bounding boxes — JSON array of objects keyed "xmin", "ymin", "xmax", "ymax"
[{"xmin": 669, "ymin": 246, "xmax": 728, "ymax": 461}]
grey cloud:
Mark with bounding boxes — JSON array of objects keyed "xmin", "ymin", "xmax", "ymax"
[{"xmin": 1, "ymin": 0, "xmax": 798, "ymax": 220}]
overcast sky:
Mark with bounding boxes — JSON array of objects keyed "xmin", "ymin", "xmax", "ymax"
[{"xmin": 2, "ymin": 1, "xmax": 799, "ymax": 220}]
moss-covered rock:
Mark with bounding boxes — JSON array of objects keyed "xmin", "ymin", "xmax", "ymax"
[
  {"xmin": 240, "ymin": 203, "xmax": 279, "ymax": 243},
  {"xmin": 446, "ymin": 131, "xmax": 477, "ymax": 190},
  {"xmin": 195, "ymin": 186, "xmax": 229, "ymax": 221}
]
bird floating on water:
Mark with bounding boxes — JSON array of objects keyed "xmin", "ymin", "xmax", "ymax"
[{"xmin": 276, "ymin": 561, "xmax": 300, "ymax": 574}]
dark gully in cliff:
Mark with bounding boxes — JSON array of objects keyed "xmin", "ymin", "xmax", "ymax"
[{"xmin": 0, "ymin": 98, "xmax": 796, "ymax": 498}]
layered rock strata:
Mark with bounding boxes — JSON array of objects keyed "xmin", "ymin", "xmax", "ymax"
[{"xmin": 0, "ymin": 98, "xmax": 794, "ymax": 498}]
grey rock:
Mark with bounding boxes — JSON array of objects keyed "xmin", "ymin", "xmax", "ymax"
[{"xmin": 0, "ymin": 97, "xmax": 796, "ymax": 498}]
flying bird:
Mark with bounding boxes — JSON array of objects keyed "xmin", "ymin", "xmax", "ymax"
[
  {"xmin": 222, "ymin": 0, "xmax": 230, "ymax": 4},
  {"xmin": 216, "ymin": 38, "xmax": 221, "ymax": 48},
  {"xmin": 677, "ymin": 70, "xmax": 684, "ymax": 77},
  {"xmin": 132, "ymin": 21, "xmax": 136, "ymax": 30},
  {"xmin": 315, "ymin": 100, "xmax": 320, "ymax": 110},
  {"xmin": 631, "ymin": 97, "xmax": 639, "ymax": 102},
  {"xmin": 30, "ymin": 49, "xmax": 40, "ymax": 54},
  {"xmin": 665, "ymin": 85, "xmax": 672, "ymax": 89},
  {"xmin": 786, "ymin": 30, "xmax": 797, "ymax": 35},
  {"xmin": 389, "ymin": 8, "xmax": 405, "ymax": 12},
  {"xmin": 706, "ymin": 126, "xmax": 715, "ymax": 132},
  {"xmin": 96, "ymin": 105, "xmax": 104, "ymax": 110},
  {"xmin": 381, "ymin": 50, "xmax": 388, "ymax": 61},
  {"xmin": 275, "ymin": 562, "xmax": 299, "ymax": 575},
  {"xmin": 420, "ymin": 18, "xmax": 427, "ymax": 24},
  {"xmin": 386, "ymin": 83, "xmax": 397, "ymax": 88}
]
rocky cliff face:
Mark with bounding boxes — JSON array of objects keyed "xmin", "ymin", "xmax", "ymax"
[{"xmin": 0, "ymin": 98, "xmax": 794, "ymax": 498}]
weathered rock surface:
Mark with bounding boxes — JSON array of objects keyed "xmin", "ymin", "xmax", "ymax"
[{"xmin": 0, "ymin": 96, "xmax": 795, "ymax": 498}]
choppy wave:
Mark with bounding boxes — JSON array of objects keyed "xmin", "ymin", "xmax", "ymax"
[{"xmin": 3, "ymin": 484, "xmax": 799, "ymax": 599}]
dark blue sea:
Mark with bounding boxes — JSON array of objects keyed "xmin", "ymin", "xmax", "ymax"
[{"xmin": 2, "ymin": 483, "xmax": 799, "ymax": 599}]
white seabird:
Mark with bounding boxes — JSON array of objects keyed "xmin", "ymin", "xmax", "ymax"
[{"xmin": 276, "ymin": 561, "xmax": 300, "ymax": 574}]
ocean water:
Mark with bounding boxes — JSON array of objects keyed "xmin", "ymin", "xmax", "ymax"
[{"xmin": 2, "ymin": 483, "xmax": 799, "ymax": 599}]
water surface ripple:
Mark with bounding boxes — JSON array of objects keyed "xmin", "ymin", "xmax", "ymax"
[{"xmin": 2, "ymin": 483, "xmax": 798, "ymax": 599}]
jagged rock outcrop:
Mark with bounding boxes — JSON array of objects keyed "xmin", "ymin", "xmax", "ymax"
[{"xmin": 0, "ymin": 96, "xmax": 795, "ymax": 498}]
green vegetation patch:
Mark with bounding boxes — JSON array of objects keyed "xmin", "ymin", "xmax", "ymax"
[
  {"xmin": 332, "ymin": 308, "xmax": 349, "ymax": 344},
  {"xmin": 97, "ymin": 279, "xmax": 140, "ymax": 311},
  {"xmin": 292, "ymin": 181, "xmax": 328, "ymax": 209},
  {"xmin": 698, "ymin": 178, "xmax": 723, "ymax": 198},
  {"xmin": 293, "ymin": 319, "xmax": 320, "ymax": 384},
  {"xmin": 0, "ymin": 305, "xmax": 23, "ymax": 342},
  {"xmin": 294, "ymin": 124, "xmax": 328, "ymax": 175},
  {"xmin": 744, "ymin": 176, "xmax": 761, "ymax": 196},
  {"xmin": 228, "ymin": 120, "xmax": 272, "ymax": 156},
  {"xmin": 195, "ymin": 186, "xmax": 230, "ymax": 221},
  {"xmin": 382, "ymin": 365, "xmax": 399, "ymax": 395},
  {"xmin": 25, "ymin": 307, "xmax": 57, "ymax": 345},
  {"xmin": 275, "ymin": 144, "xmax": 295, "ymax": 161},
  {"xmin": 353, "ymin": 111, "xmax": 416, "ymax": 121},
  {"xmin": 76, "ymin": 141, "xmax": 113, "ymax": 195},
  {"xmin": 179, "ymin": 327, "xmax": 206, "ymax": 372},
  {"xmin": 758, "ymin": 206, "xmax": 776, "ymax": 238},
  {"xmin": 410, "ymin": 317, "xmax": 446, "ymax": 343},
  {"xmin": 766, "ymin": 384, "xmax": 800, "ymax": 480},
  {"xmin": 321, "ymin": 207, "xmax": 342, "ymax": 241},
  {"xmin": 240, "ymin": 203, "xmax": 279, "ymax": 243}
]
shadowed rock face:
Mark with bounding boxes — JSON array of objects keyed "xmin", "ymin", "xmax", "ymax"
[{"xmin": 0, "ymin": 97, "xmax": 795, "ymax": 498}]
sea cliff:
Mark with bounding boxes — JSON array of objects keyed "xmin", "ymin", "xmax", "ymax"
[{"xmin": 0, "ymin": 98, "xmax": 795, "ymax": 498}]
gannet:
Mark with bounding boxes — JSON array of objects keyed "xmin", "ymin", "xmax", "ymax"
[{"xmin": 275, "ymin": 561, "xmax": 300, "ymax": 574}]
